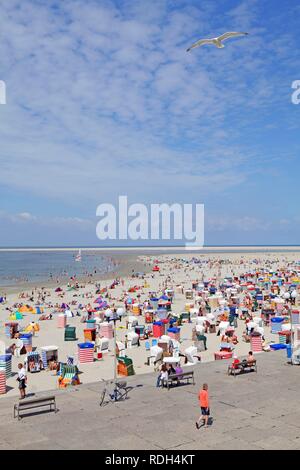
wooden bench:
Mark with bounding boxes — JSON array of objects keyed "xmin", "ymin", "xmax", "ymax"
[
  {"xmin": 227, "ymin": 362, "xmax": 257, "ymax": 377},
  {"xmin": 166, "ymin": 371, "xmax": 195, "ymax": 390},
  {"xmin": 14, "ymin": 395, "xmax": 57, "ymax": 420}
]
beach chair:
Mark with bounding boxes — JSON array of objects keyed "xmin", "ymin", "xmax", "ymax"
[
  {"xmin": 292, "ymin": 348, "xmax": 300, "ymax": 365},
  {"xmin": 59, "ymin": 364, "xmax": 80, "ymax": 388},
  {"xmin": 170, "ymin": 339, "xmax": 180, "ymax": 357},
  {"xmin": 189, "ymin": 308, "xmax": 198, "ymax": 320},
  {"xmin": 95, "ymin": 337, "xmax": 109, "ymax": 354},
  {"xmin": 126, "ymin": 331, "xmax": 139, "ymax": 348},
  {"xmin": 220, "ymin": 342, "xmax": 234, "ymax": 352},
  {"xmin": 196, "ymin": 324, "xmax": 205, "ymax": 335},
  {"xmin": 127, "ymin": 316, "xmax": 138, "ymax": 330},
  {"xmin": 158, "ymin": 337, "xmax": 171, "ymax": 353},
  {"xmin": 116, "ymin": 341, "xmax": 126, "ymax": 357},
  {"xmin": 145, "ymin": 341, "xmax": 151, "ymax": 351},
  {"xmin": 64, "ymin": 326, "xmax": 77, "ymax": 341},
  {"xmin": 67, "ymin": 355, "xmax": 77, "ymax": 366},
  {"xmin": 151, "ymin": 339, "xmax": 158, "ymax": 347},
  {"xmin": 184, "ymin": 346, "xmax": 198, "ymax": 365},
  {"xmin": 218, "ymin": 321, "xmax": 229, "ymax": 336},
  {"xmin": 195, "ymin": 338, "xmax": 206, "ymax": 352},
  {"xmin": 117, "ymin": 356, "xmax": 135, "ymax": 376},
  {"xmin": 148, "ymin": 345, "xmax": 163, "ymax": 367}
]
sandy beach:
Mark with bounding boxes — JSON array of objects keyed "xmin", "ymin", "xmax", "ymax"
[{"xmin": 0, "ymin": 250, "xmax": 299, "ymax": 398}]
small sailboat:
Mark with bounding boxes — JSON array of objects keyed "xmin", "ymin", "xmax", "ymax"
[{"xmin": 75, "ymin": 249, "xmax": 82, "ymax": 262}]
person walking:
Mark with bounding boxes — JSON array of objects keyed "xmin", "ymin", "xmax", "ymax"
[
  {"xmin": 196, "ymin": 383, "xmax": 210, "ymax": 429},
  {"xmin": 17, "ymin": 363, "xmax": 27, "ymax": 399}
]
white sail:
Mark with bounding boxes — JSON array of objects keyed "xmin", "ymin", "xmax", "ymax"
[{"xmin": 75, "ymin": 249, "xmax": 82, "ymax": 262}]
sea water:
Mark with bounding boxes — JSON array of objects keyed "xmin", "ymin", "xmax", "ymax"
[{"xmin": 0, "ymin": 250, "xmax": 116, "ymax": 287}]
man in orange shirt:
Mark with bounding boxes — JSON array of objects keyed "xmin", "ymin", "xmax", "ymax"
[{"xmin": 196, "ymin": 383, "xmax": 210, "ymax": 429}]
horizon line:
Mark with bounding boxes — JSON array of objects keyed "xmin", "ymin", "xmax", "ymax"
[{"xmin": 1, "ymin": 244, "xmax": 300, "ymax": 253}]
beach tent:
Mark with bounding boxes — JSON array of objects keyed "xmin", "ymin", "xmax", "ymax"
[
  {"xmin": 19, "ymin": 305, "xmax": 33, "ymax": 313},
  {"xmin": 40, "ymin": 346, "xmax": 59, "ymax": 369}
]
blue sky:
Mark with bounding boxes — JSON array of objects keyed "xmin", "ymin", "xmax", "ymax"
[{"xmin": 0, "ymin": 0, "xmax": 299, "ymax": 246}]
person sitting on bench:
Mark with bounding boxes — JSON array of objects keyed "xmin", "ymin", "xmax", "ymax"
[
  {"xmin": 171, "ymin": 364, "xmax": 184, "ymax": 385},
  {"xmin": 167, "ymin": 364, "xmax": 176, "ymax": 376},
  {"xmin": 156, "ymin": 363, "xmax": 168, "ymax": 388},
  {"xmin": 231, "ymin": 354, "xmax": 240, "ymax": 369}
]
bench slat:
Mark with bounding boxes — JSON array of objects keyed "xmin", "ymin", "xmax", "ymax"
[
  {"xmin": 167, "ymin": 371, "xmax": 195, "ymax": 389},
  {"xmin": 17, "ymin": 396, "xmax": 55, "ymax": 406},
  {"xmin": 14, "ymin": 396, "xmax": 57, "ymax": 420},
  {"xmin": 17, "ymin": 402, "xmax": 55, "ymax": 410}
]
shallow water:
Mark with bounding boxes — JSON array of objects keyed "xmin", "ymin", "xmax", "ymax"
[{"xmin": 0, "ymin": 250, "xmax": 115, "ymax": 287}]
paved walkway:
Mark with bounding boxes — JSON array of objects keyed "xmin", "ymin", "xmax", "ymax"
[{"xmin": 0, "ymin": 351, "xmax": 299, "ymax": 450}]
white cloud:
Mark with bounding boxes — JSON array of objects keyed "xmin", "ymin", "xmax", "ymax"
[
  {"xmin": 0, "ymin": 0, "xmax": 299, "ymax": 245},
  {"xmin": 16, "ymin": 212, "xmax": 37, "ymax": 221}
]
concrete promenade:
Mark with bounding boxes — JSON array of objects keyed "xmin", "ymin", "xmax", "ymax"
[{"xmin": 0, "ymin": 351, "xmax": 299, "ymax": 450}]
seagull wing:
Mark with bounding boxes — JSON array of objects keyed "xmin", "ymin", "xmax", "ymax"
[
  {"xmin": 217, "ymin": 31, "xmax": 249, "ymax": 42},
  {"xmin": 186, "ymin": 38, "xmax": 215, "ymax": 52}
]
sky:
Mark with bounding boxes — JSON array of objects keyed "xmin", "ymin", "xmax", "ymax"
[{"xmin": 0, "ymin": 0, "xmax": 299, "ymax": 247}]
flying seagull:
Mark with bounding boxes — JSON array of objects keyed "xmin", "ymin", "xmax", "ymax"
[{"xmin": 186, "ymin": 31, "xmax": 248, "ymax": 52}]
